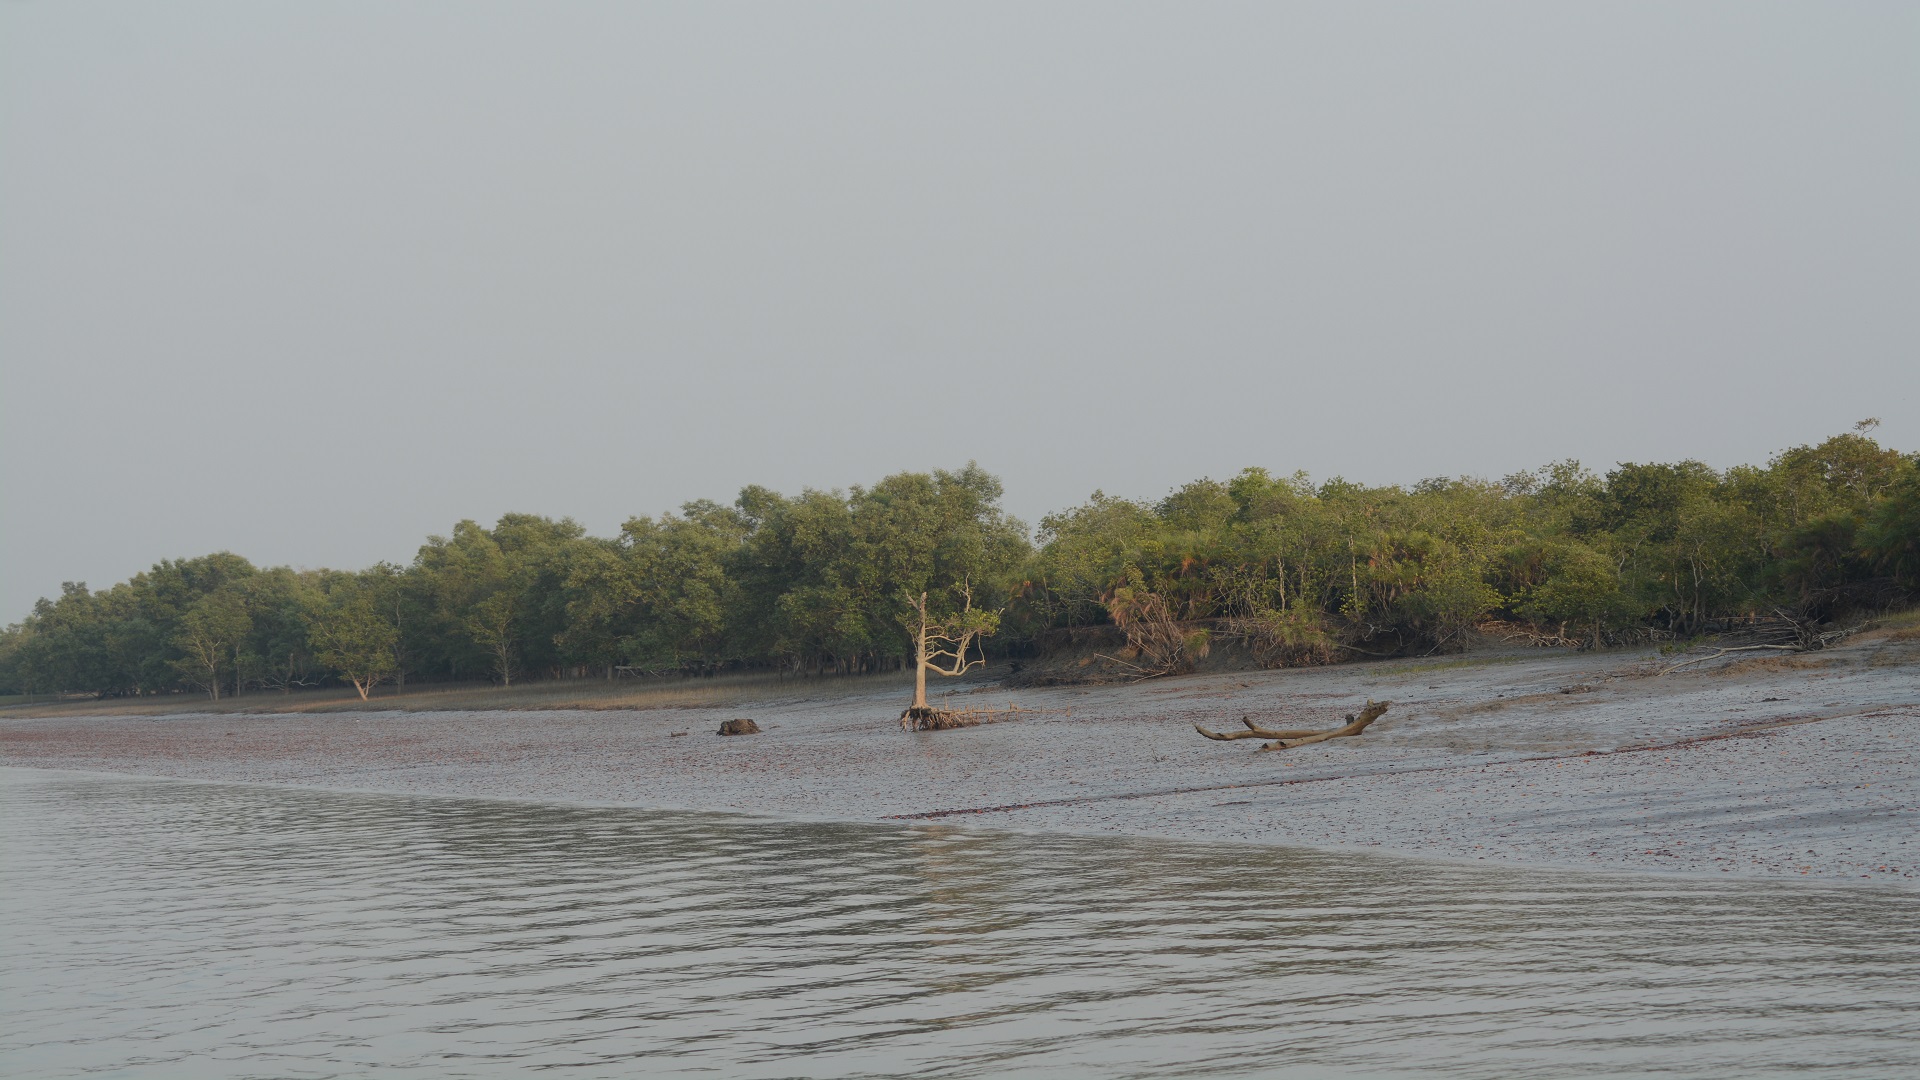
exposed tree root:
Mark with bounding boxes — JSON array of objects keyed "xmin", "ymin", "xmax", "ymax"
[
  {"xmin": 901, "ymin": 706, "xmax": 969, "ymax": 731},
  {"xmin": 901, "ymin": 704, "xmax": 1055, "ymax": 732},
  {"xmin": 1195, "ymin": 700, "xmax": 1391, "ymax": 751}
]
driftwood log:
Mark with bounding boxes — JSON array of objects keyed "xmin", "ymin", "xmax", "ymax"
[
  {"xmin": 1195, "ymin": 700, "xmax": 1390, "ymax": 751},
  {"xmin": 717, "ymin": 718, "xmax": 761, "ymax": 736}
]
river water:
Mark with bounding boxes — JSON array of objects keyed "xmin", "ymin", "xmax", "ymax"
[{"xmin": 2, "ymin": 768, "xmax": 1916, "ymax": 1078}]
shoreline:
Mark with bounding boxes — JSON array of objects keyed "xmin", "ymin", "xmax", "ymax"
[{"xmin": 5, "ymin": 633, "xmax": 1916, "ymax": 889}]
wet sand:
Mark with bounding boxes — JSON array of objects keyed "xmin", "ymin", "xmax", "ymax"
[{"xmin": 4, "ymin": 630, "xmax": 1916, "ymax": 887}]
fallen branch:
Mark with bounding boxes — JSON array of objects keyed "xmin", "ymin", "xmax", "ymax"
[
  {"xmin": 1195, "ymin": 700, "xmax": 1391, "ymax": 751},
  {"xmin": 1657, "ymin": 644, "xmax": 1800, "ymax": 675},
  {"xmin": 1192, "ymin": 716, "xmax": 1331, "ymax": 741},
  {"xmin": 1816, "ymin": 622, "xmax": 1868, "ymax": 649},
  {"xmin": 1656, "ymin": 614, "xmax": 1872, "ymax": 676}
]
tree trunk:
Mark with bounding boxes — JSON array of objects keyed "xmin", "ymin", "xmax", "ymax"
[{"xmin": 912, "ymin": 610, "xmax": 929, "ymax": 709}]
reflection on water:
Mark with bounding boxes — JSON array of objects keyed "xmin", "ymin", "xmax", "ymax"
[{"xmin": 2, "ymin": 769, "xmax": 1916, "ymax": 1078}]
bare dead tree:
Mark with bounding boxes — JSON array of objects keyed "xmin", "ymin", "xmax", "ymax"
[
  {"xmin": 1195, "ymin": 700, "xmax": 1391, "ymax": 751},
  {"xmin": 900, "ymin": 583, "xmax": 1002, "ymax": 730}
]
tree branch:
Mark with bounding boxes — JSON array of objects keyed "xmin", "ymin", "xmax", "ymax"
[
  {"xmin": 1194, "ymin": 701, "xmax": 1391, "ymax": 751},
  {"xmin": 1657, "ymin": 644, "xmax": 1799, "ymax": 675}
]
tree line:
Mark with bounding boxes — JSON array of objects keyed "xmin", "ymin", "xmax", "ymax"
[{"xmin": 3, "ymin": 429, "xmax": 1916, "ymax": 700}]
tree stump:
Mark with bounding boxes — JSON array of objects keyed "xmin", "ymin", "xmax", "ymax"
[{"xmin": 717, "ymin": 718, "xmax": 761, "ymax": 736}]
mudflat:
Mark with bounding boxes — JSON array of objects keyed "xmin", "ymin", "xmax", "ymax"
[{"xmin": 5, "ymin": 629, "xmax": 1916, "ymax": 887}]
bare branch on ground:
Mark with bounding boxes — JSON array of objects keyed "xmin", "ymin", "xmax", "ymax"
[{"xmin": 1195, "ymin": 700, "xmax": 1391, "ymax": 751}]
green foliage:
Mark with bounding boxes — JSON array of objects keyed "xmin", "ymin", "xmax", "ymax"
[
  {"xmin": 1515, "ymin": 542, "xmax": 1637, "ymax": 646},
  {"xmin": 241, "ymin": 567, "xmax": 327, "ymax": 693},
  {"xmin": 310, "ymin": 580, "xmax": 400, "ymax": 700},
  {"xmin": 1012, "ymin": 426, "xmax": 1916, "ymax": 658},
  {"xmin": 2, "ymin": 434, "xmax": 1915, "ymax": 698},
  {"xmin": 1858, "ymin": 466, "xmax": 1920, "ymax": 588},
  {"xmin": 171, "ymin": 588, "xmax": 252, "ymax": 699}
]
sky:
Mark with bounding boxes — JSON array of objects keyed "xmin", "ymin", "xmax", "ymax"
[{"xmin": 2, "ymin": 1, "xmax": 1915, "ymax": 619}]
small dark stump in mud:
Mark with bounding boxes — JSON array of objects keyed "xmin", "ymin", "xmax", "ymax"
[{"xmin": 717, "ymin": 718, "xmax": 761, "ymax": 736}]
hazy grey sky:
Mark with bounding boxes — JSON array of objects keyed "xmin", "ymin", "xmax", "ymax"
[{"xmin": 3, "ymin": 1, "xmax": 1915, "ymax": 618}]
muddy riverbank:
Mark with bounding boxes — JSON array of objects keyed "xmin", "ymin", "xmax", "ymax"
[{"xmin": 5, "ymin": 630, "xmax": 1916, "ymax": 887}]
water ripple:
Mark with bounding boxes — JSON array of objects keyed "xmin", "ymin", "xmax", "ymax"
[{"xmin": 3, "ymin": 768, "xmax": 1916, "ymax": 1078}]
